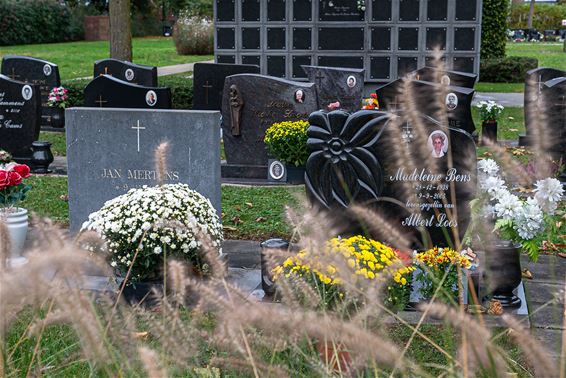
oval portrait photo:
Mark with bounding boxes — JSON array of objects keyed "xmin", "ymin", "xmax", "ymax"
[
  {"xmin": 21, "ymin": 85, "xmax": 33, "ymax": 101},
  {"xmin": 347, "ymin": 75, "xmax": 356, "ymax": 88},
  {"xmin": 428, "ymin": 130, "xmax": 449, "ymax": 158},
  {"xmin": 145, "ymin": 90, "xmax": 157, "ymax": 107},
  {"xmin": 294, "ymin": 89, "xmax": 305, "ymax": 103},
  {"xmin": 125, "ymin": 68, "xmax": 135, "ymax": 81},
  {"xmin": 43, "ymin": 64, "xmax": 52, "ymax": 76},
  {"xmin": 445, "ymin": 93, "xmax": 458, "ymax": 111}
]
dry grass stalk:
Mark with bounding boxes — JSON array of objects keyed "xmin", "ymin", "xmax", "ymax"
[
  {"xmin": 155, "ymin": 141, "xmax": 169, "ymax": 185},
  {"xmin": 139, "ymin": 346, "xmax": 168, "ymax": 377},
  {"xmin": 0, "ymin": 219, "xmax": 11, "ymax": 271}
]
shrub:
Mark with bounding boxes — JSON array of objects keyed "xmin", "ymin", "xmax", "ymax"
[
  {"xmin": 173, "ymin": 14, "xmax": 214, "ymax": 55},
  {"xmin": 508, "ymin": 4, "xmax": 566, "ymax": 31},
  {"xmin": 480, "ymin": 56, "xmax": 538, "ymax": 82},
  {"xmin": 264, "ymin": 120, "xmax": 310, "ymax": 167},
  {"xmin": 481, "ymin": 0, "xmax": 509, "ymax": 59}
]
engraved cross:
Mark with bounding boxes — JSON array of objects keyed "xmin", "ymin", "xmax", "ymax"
[
  {"xmin": 9, "ymin": 67, "xmax": 20, "ymax": 80},
  {"xmin": 95, "ymin": 95, "xmax": 107, "ymax": 107},
  {"xmin": 131, "ymin": 120, "xmax": 146, "ymax": 153},
  {"xmin": 203, "ymin": 81, "xmax": 213, "ymax": 105},
  {"xmin": 315, "ymin": 72, "xmax": 324, "ymax": 87}
]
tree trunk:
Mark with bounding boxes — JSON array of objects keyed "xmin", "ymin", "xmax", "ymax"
[
  {"xmin": 109, "ymin": 0, "xmax": 132, "ymax": 61},
  {"xmin": 527, "ymin": 0, "xmax": 535, "ymax": 29}
]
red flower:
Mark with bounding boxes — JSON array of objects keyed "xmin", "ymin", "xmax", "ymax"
[
  {"xmin": 8, "ymin": 171, "xmax": 22, "ymax": 186},
  {"xmin": 370, "ymin": 93, "xmax": 377, "ymax": 98},
  {"xmin": 0, "ymin": 170, "xmax": 9, "ymax": 189},
  {"xmin": 13, "ymin": 164, "xmax": 30, "ymax": 178},
  {"xmin": 394, "ymin": 250, "xmax": 413, "ymax": 266}
]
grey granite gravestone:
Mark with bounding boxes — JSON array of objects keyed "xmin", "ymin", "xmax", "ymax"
[
  {"xmin": 1, "ymin": 55, "xmax": 63, "ymax": 128},
  {"xmin": 411, "ymin": 66, "xmax": 477, "ymax": 89},
  {"xmin": 66, "ymin": 108, "xmax": 221, "ymax": 232},
  {"xmin": 0, "ymin": 74, "xmax": 41, "ymax": 161},
  {"xmin": 193, "ymin": 62, "xmax": 260, "ymax": 110},
  {"xmin": 93, "ymin": 58, "xmax": 158, "ymax": 87},
  {"xmin": 520, "ymin": 67, "xmax": 566, "ymax": 146},
  {"xmin": 220, "ymin": 74, "xmax": 317, "ymax": 179},
  {"xmin": 301, "ymin": 65, "xmax": 364, "ymax": 113}
]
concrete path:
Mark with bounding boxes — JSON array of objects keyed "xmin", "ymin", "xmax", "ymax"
[
  {"xmin": 157, "ymin": 60, "xmax": 213, "ymax": 77},
  {"xmin": 473, "ymin": 92, "xmax": 524, "ymax": 108}
]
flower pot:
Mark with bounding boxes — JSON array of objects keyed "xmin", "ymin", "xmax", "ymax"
[
  {"xmin": 1, "ymin": 208, "xmax": 28, "ymax": 258},
  {"xmin": 316, "ymin": 339, "xmax": 352, "ymax": 373},
  {"xmin": 481, "ymin": 121, "xmax": 497, "ymax": 146},
  {"xmin": 30, "ymin": 141, "xmax": 54, "ymax": 174},
  {"xmin": 121, "ymin": 281, "xmax": 164, "ymax": 308},
  {"xmin": 285, "ymin": 165, "xmax": 305, "ymax": 185},
  {"xmin": 484, "ymin": 240, "xmax": 522, "ymax": 308}
]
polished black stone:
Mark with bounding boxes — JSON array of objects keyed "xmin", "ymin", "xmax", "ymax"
[
  {"xmin": 426, "ymin": 27, "xmax": 447, "ymax": 51},
  {"xmin": 268, "ymin": 0, "xmax": 286, "ymax": 21},
  {"xmin": 455, "ymin": 0, "xmax": 477, "ymax": 21},
  {"xmin": 83, "ymin": 75, "xmax": 171, "ymax": 109},
  {"xmin": 1, "ymin": 55, "xmax": 61, "ymax": 128},
  {"xmin": 292, "ymin": 28, "xmax": 312, "ymax": 50},
  {"xmin": 292, "ymin": 56, "xmax": 312, "ymax": 78},
  {"xmin": 371, "ymin": 27, "xmax": 391, "ymax": 51},
  {"xmin": 242, "ymin": 27, "xmax": 261, "ymax": 49},
  {"xmin": 216, "ymin": 0, "xmax": 236, "ymax": 21},
  {"xmin": 193, "ymin": 62, "xmax": 260, "ymax": 110},
  {"xmin": 217, "ymin": 28, "xmax": 236, "ymax": 49},
  {"xmin": 217, "ymin": 55, "xmax": 236, "ymax": 64},
  {"xmin": 267, "ymin": 56, "xmax": 286, "ymax": 77},
  {"xmin": 0, "ymin": 74, "xmax": 41, "ymax": 159},
  {"xmin": 370, "ymin": 57, "xmax": 391, "ymax": 80},
  {"xmin": 221, "ymin": 74, "xmax": 317, "ymax": 167},
  {"xmin": 318, "ymin": 28, "xmax": 365, "ymax": 51},
  {"xmin": 93, "ymin": 59, "xmax": 157, "ymax": 87},
  {"xmin": 242, "ymin": 0, "xmax": 261, "ymax": 21},
  {"xmin": 542, "ymin": 77, "xmax": 566, "ymax": 176},
  {"xmin": 399, "ymin": 0, "xmax": 420, "ymax": 21},
  {"xmin": 242, "ymin": 55, "xmax": 261, "ymax": 66},
  {"xmin": 427, "ymin": 0, "xmax": 447, "ymax": 21},
  {"xmin": 302, "ymin": 65, "xmax": 365, "ymax": 112},
  {"xmin": 452, "ymin": 57, "xmax": 475, "ymax": 73},
  {"xmin": 372, "ymin": 0, "xmax": 392, "ymax": 21},
  {"xmin": 305, "ymin": 109, "xmax": 476, "ymax": 247},
  {"xmin": 267, "ymin": 27, "xmax": 286, "ymax": 50},
  {"xmin": 454, "ymin": 27, "xmax": 476, "ymax": 51},
  {"xmin": 319, "ymin": 0, "xmax": 363, "ymax": 21},
  {"xmin": 412, "ymin": 66, "xmax": 477, "ymax": 88},
  {"xmin": 398, "ymin": 28, "xmax": 419, "ymax": 51},
  {"xmin": 317, "ymin": 56, "xmax": 364, "ymax": 69},
  {"xmin": 397, "ymin": 57, "xmax": 418, "ymax": 77},
  {"xmin": 293, "ymin": 0, "xmax": 312, "ymax": 21}
]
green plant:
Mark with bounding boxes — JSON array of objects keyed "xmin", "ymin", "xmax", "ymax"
[
  {"xmin": 264, "ymin": 120, "xmax": 310, "ymax": 167},
  {"xmin": 480, "ymin": 56, "xmax": 538, "ymax": 83},
  {"xmin": 509, "ymin": 4, "xmax": 566, "ymax": 30},
  {"xmin": 173, "ymin": 14, "xmax": 214, "ymax": 55},
  {"xmin": 476, "ymin": 100, "xmax": 504, "ymax": 122},
  {"xmin": 481, "ymin": 0, "xmax": 508, "ymax": 59}
]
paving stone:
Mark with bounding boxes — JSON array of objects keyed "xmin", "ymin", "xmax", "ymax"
[
  {"xmin": 528, "ymin": 302, "xmax": 565, "ymax": 330},
  {"xmin": 524, "ymin": 282, "xmax": 564, "ymax": 305}
]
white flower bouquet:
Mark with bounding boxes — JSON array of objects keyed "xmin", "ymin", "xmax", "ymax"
[
  {"xmin": 475, "ymin": 159, "xmax": 564, "ymax": 261},
  {"xmin": 476, "ymin": 100, "xmax": 504, "ymax": 123},
  {"xmin": 81, "ymin": 184, "xmax": 223, "ymax": 283}
]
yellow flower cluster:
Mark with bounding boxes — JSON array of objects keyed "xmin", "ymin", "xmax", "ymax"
[
  {"xmin": 274, "ymin": 236, "xmax": 414, "ymax": 287},
  {"xmin": 264, "ymin": 120, "xmax": 309, "ymax": 145},
  {"xmin": 415, "ymin": 247, "xmax": 471, "ymax": 269}
]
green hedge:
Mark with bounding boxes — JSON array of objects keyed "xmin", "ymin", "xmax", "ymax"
[
  {"xmin": 481, "ymin": 0, "xmax": 508, "ymax": 59},
  {"xmin": 509, "ymin": 4, "xmax": 566, "ymax": 30},
  {"xmin": 0, "ymin": 0, "xmax": 84, "ymax": 46},
  {"xmin": 62, "ymin": 74, "xmax": 194, "ymax": 109},
  {"xmin": 480, "ymin": 57, "xmax": 538, "ymax": 83}
]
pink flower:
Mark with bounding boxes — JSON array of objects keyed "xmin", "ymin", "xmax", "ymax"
[
  {"xmin": 327, "ymin": 101, "xmax": 341, "ymax": 110},
  {"xmin": 13, "ymin": 164, "xmax": 30, "ymax": 178},
  {"xmin": 0, "ymin": 170, "xmax": 9, "ymax": 189}
]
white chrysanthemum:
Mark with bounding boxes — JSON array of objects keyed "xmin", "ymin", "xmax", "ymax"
[
  {"xmin": 494, "ymin": 191, "xmax": 522, "ymax": 220},
  {"xmin": 513, "ymin": 197, "xmax": 544, "ymax": 240},
  {"xmin": 477, "ymin": 159, "xmax": 499, "ymax": 177},
  {"xmin": 481, "ymin": 176, "xmax": 507, "ymax": 198},
  {"xmin": 534, "ymin": 178, "xmax": 564, "ymax": 214}
]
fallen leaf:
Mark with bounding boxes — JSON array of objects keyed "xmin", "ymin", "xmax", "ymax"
[
  {"xmin": 235, "ymin": 205, "xmax": 241, "ymax": 212},
  {"xmin": 558, "ymin": 253, "xmax": 566, "ymax": 259},
  {"xmin": 59, "ymin": 194, "xmax": 69, "ymax": 201},
  {"xmin": 255, "ymin": 216, "xmax": 266, "ymax": 222},
  {"xmin": 133, "ymin": 331, "xmax": 149, "ymax": 340},
  {"xmin": 513, "ymin": 186, "xmax": 533, "ymax": 193},
  {"xmin": 508, "ymin": 128, "xmax": 518, "ymax": 132},
  {"xmin": 555, "ymin": 222, "xmax": 562, "ymax": 228},
  {"xmin": 223, "ymin": 226, "xmax": 237, "ymax": 231},
  {"xmin": 245, "ymin": 202, "xmax": 254, "ymax": 208},
  {"xmin": 482, "ymin": 151, "xmax": 492, "ymax": 157},
  {"xmin": 508, "ymin": 116, "xmax": 515, "ymax": 120},
  {"xmin": 521, "ymin": 268, "xmax": 533, "ymax": 279},
  {"xmin": 231, "ymin": 216, "xmax": 242, "ymax": 225}
]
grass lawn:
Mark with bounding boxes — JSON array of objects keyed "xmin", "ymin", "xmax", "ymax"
[
  {"xmin": 39, "ymin": 131, "xmax": 66, "ymax": 156},
  {"xmin": 0, "ymin": 37, "xmax": 212, "ymax": 80},
  {"xmin": 472, "ymin": 107, "xmax": 525, "ymax": 141},
  {"xmin": 506, "ymin": 42, "xmax": 566, "ymax": 70},
  {"xmin": 475, "ymin": 82, "xmax": 524, "ymax": 93}
]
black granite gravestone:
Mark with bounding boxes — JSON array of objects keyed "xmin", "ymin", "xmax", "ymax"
[
  {"xmin": 193, "ymin": 63, "xmax": 260, "ymax": 110},
  {"xmin": 302, "ymin": 65, "xmax": 364, "ymax": 112},
  {"xmin": 542, "ymin": 77, "xmax": 566, "ymax": 182},
  {"xmin": 84, "ymin": 75, "xmax": 172, "ymax": 109},
  {"xmin": 376, "ymin": 79, "xmax": 476, "ymax": 135},
  {"xmin": 319, "ymin": 0, "xmax": 363, "ymax": 21},
  {"xmin": 93, "ymin": 59, "xmax": 158, "ymax": 87},
  {"xmin": 221, "ymin": 74, "xmax": 317, "ymax": 178},
  {"xmin": 411, "ymin": 66, "xmax": 477, "ymax": 89},
  {"xmin": 0, "ymin": 75, "xmax": 41, "ymax": 161},
  {"xmin": 520, "ymin": 67, "xmax": 566, "ymax": 146},
  {"xmin": 1, "ymin": 55, "xmax": 62, "ymax": 128},
  {"xmin": 305, "ymin": 109, "xmax": 476, "ymax": 247}
]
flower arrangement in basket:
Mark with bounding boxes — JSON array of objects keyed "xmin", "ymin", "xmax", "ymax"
[
  {"xmin": 264, "ymin": 120, "xmax": 310, "ymax": 167},
  {"xmin": 0, "ymin": 162, "xmax": 32, "ymax": 211},
  {"xmin": 273, "ymin": 235, "xmax": 414, "ymax": 311},
  {"xmin": 474, "ymin": 158, "xmax": 564, "ymax": 261},
  {"xmin": 476, "ymin": 100, "xmax": 504, "ymax": 123},
  {"xmin": 361, "ymin": 93, "xmax": 379, "ymax": 110},
  {"xmin": 47, "ymin": 86, "xmax": 69, "ymax": 109},
  {"xmin": 81, "ymin": 184, "xmax": 223, "ymax": 284}
]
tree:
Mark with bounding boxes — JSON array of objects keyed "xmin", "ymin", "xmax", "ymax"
[
  {"xmin": 109, "ymin": 0, "xmax": 132, "ymax": 61},
  {"xmin": 527, "ymin": 0, "xmax": 535, "ymax": 29}
]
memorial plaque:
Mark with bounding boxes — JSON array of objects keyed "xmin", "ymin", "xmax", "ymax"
[
  {"xmin": 93, "ymin": 59, "xmax": 157, "ymax": 87},
  {"xmin": 267, "ymin": 27, "xmax": 286, "ymax": 50},
  {"xmin": 398, "ymin": 28, "xmax": 419, "ymax": 51},
  {"xmin": 268, "ymin": 0, "xmax": 286, "ymax": 21},
  {"xmin": 397, "ymin": 57, "xmax": 418, "ymax": 76},
  {"xmin": 242, "ymin": 0, "xmax": 260, "ymax": 21},
  {"xmin": 292, "ymin": 55, "xmax": 312, "ymax": 78},
  {"xmin": 193, "ymin": 62, "xmax": 260, "ymax": 110},
  {"xmin": 371, "ymin": 27, "xmax": 391, "ymax": 51},
  {"xmin": 221, "ymin": 74, "xmax": 317, "ymax": 170},
  {"xmin": 399, "ymin": 0, "xmax": 420, "ymax": 21},
  {"xmin": 305, "ymin": 110, "xmax": 477, "ymax": 246},
  {"xmin": 455, "ymin": 0, "xmax": 477, "ymax": 21},
  {"xmin": 412, "ymin": 66, "xmax": 477, "ymax": 88},
  {"xmin": 318, "ymin": 56, "xmax": 364, "ymax": 69},
  {"xmin": 293, "ymin": 27, "xmax": 312, "ymax": 50},
  {"xmin": 427, "ymin": 0, "xmax": 447, "ymax": 21},
  {"xmin": 319, "ymin": 0, "xmax": 363, "ymax": 21},
  {"xmin": 293, "ymin": 0, "xmax": 312, "ymax": 21},
  {"xmin": 370, "ymin": 57, "xmax": 391, "ymax": 79},
  {"xmin": 217, "ymin": 28, "xmax": 236, "ymax": 49},
  {"xmin": 0, "ymin": 75, "xmax": 41, "ymax": 158},
  {"xmin": 454, "ymin": 27, "xmax": 476, "ymax": 51},
  {"xmin": 319, "ymin": 28, "xmax": 365, "ymax": 51},
  {"xmin": 267, "ymin": 56, "xmax": 286, "ymax": 77},
  {"xmin": 84, "ymin": 75, "xmax": 172, "ymax": 109},
  {"xmin": 372, "ymin": 0, "xmax": 392, "ymax": 21},
  {"xmin": 216, "ymin": 0, "xmax": 236, "ymax": 21},
  {"xmin": 426, "ymin": 27, "xmax": 446, "ymax": 51},
  {"xmin": 1, "ymin": 55, "xmax": 61, "ymax": 128},
  {"xmin": 242, "ymin": 55, "xmax": 261, "ymax": 66},
  {"xmin": 242, "ymin": 27, "xmax": 261, "ymax": 49},
  {"xmin": 452, "ymin": 57, "xmax": 475, "ymax": 73},
  {"xmin": 66, "ymin": 108, "xmax": 221, "ymax": 232},
  {"xmin": 302, "ymin": 65, "xmax": 365, "ymax": 112},
  {"xmin": 217, "ymin": 55, "xmax": 236, "ymax": 64}
]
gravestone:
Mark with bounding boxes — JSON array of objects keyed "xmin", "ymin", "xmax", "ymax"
[
  {"xmin": 304, "ymin": 109, "xmax": 477, "ymax": 247},
  {"xmin": 193, "ymin": 62, "xmax": 260, "ymax": 110},
  {"xmin": 543, "ymin": 77, "xmax": 566, "ymax": 182},
  {"xmin": 376, "ymin": 79, "xmax": 476, "ymax": 135},
  {"xmin": 0, "ymin": 75, "xmax": 41, "ymax": 160},
  {"xmin": 520, "ymin": 67, "xmax": 566, "ymax": 146},
  {"xmin": 93, "ymin": 59, "xmax": 158, "ymax": 87},
  {"xmin": 301, "ymin": 65, "xmax": 364, "ymax": 113},
  {"xmin": 221, "ymin": 74, "xmax": 317, "ymax": 178},
  {"xmin": 411, "ymin": 66, "xmax": 477, "ymax": 89},
  {"xmin": 84, "ymin": 75, "xmax": 172, "ymax": 109},
  {"xmin": 1, "ymin": 55, "xmax": 62, "ymax": 128},
  {"xmin": 66, "ymin": 108, "xmax": 221, "ymax": 232}
]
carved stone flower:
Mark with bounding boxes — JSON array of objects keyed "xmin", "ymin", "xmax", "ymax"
[{"xmin": 305, "ymin": 110, "xmax": 389, "ymax": 209}]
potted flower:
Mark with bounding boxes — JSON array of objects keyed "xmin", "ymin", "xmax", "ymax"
[
  {"xmin": 0, "ymin": 162, "xmax": 32, "ymax": 259},
  {"xmin": 476, "ymin": 100, "xmax": 504, "ymax": 146},
  {"xmin": 361, "ymin": 93, "xmax": 379, "ymax": 110},
  {"xmin": 80, "ymin": 184, "xmax": 223, "ymax": 301},
  {"xmin": 46, "ymin": 86, "xmax": 69, "ymax": 128},
  {"xmin": 264, "ymin": 120, "xmax": 309, "ymax": 184}
]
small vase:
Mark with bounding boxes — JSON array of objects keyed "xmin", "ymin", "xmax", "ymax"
[
  {"xmin": 0, "ymin": 207, "xmax": 29, "ymax": 258},
  {"xmin": 316, "ymin": 339, "xmax": 352, "ymax": 373},
  {"xmin": 481, "ymin": 121, "xmax": 497, "ymax": 146},
  {"xmin": 484, "ymin": 240, "xmax": 522, "ymax": 308},
  {"xmin": 285, "ymin": 165, "xmax": 305, "ymax": 185},
  {"xmin": 30, "ymin": 141, "xmax": 54, "ymax": 174}
]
